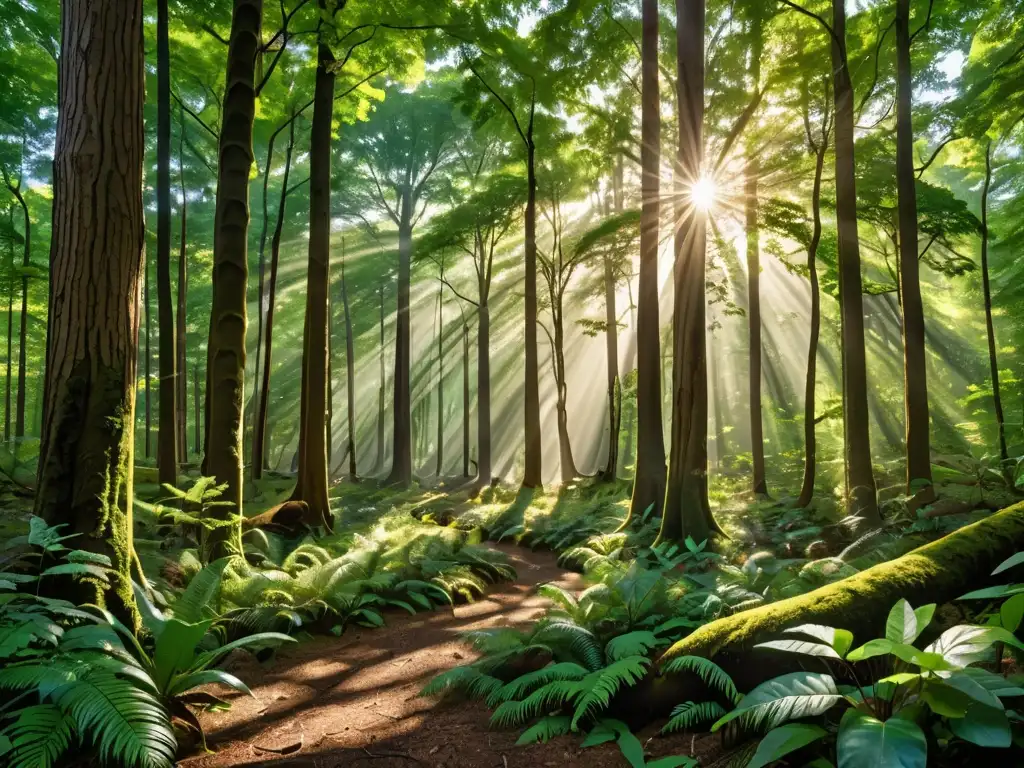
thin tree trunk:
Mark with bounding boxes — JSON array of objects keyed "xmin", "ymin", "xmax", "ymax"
[
  {"xmin": 981, "ymin": 142, "xmax": 1008, "ymax": 466},
  {"xmin": 37, "ymin": 0, "xmax": 144, "ymax": 629},
  {"xmin": 177, "ymin": 105, "xmax": 189, "ymax": 461},
  {"xmin": 9, "ymin": 183, "xmax": 29, "ymax": 439},
  {"xmin": 253, "ymin": 121, "xmax": 294, "ymax": 481},
  {"xmin": 602, "ymin": 251, "xmax": 620, "ymax": 482},
  {"xmin": 205, "ymin": 0, "xmax": 262, "ymax": 557},
  {"xmin": 797, "ymin": 135, "xmax": 827, "ymax": 509},
  {"xmin": 5, "ymin": 208, "xmax": 13, "ymax": 443},
  {"xmin": 477, "ymin": 301, "xmax": 492, "ymax": 487},
  {"xmin": 386, "ymin": 195, "xmax": 414, "ymax": 486},
  {"xmin": 553, "ymin": 302, "xmax": 578, "ymax": 483},
  {"xmin": 376, "ymin": 280, "xmax": 386, "ymax": 473},
  {"xmin": 628, "ymin": 0, "xmax": 667, "ymax": 523},
  {"xmin": 522, "ymin": 108, "xmax": 543, "ymax": 490},
  {"xmin": 290, "ymin": 13, "xmax": 333, "ymax": 528},
  {"xmin": 435, "ymin": 286, "xmax": 444, "ymax": 478},
  {"xmin": 250, "ymin": 122, "xmax": 276, "ymax": 467},
  {"xmin": 327, "ymin": 283, "xmax": 333, "ymax": 468},
  {"xmin": 144, "ymin": 256, "xmax": 151, "ymax": 459},
  {"xmin": 156, "ymin": 0, "xmax": 177, "ymax": 486},
  {"xmin": 832, "ymin": 0, "xmax": 880, "ymax": 525},
  {"xmin": 342, "ymin": 253, "xmax": 357, "ymax": 479},
  {"xmin": 194, "ymin": 364, "xmax": 201, "ymax": 462},
  {"xmin": 462, "ymin": 314, "xmax": 470, "ymax": 477},
  {"xmin": 661, "ymin": 0, "xmax": 720, "ymax": 544},
  {"xmin": 895, "ymin": 0, "xmax": 933, "ymax": 497}
]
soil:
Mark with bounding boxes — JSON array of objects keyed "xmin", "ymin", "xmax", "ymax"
[{"xmin": 180, "ymin": 543, "xmax": 721, "ymax": 768}]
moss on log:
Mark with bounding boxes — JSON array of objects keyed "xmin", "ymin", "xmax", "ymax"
[{"xmin": 656, "ymin": 502, "xmax": 1024, "ymax": 696}]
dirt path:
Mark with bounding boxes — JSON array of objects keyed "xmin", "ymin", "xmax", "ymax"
[{"xmin": 181, "ymin": 544, "xmax": 710, "ymax": 768}]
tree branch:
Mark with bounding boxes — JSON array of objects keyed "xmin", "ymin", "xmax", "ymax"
[
  {"xmin": 171, "ymin": 91, "xmax": 218, "ymax": 139},
  {"xmin": 915, "ymin": 133, "xmax": 957, "ymax": 177}
]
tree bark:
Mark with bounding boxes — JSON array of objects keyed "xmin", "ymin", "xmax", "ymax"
[
  {"xmin": 661, "ymin": 0, "xmax": 720, "ymax": 544},
  {"xmin": 522, "ymin": 109, "xmax": 543, "ymax": 490},
  {"xmin": 797, "ymin": 135, "xmax": 827, "ymax": 509},
  {"xmin": 831, "ymin": 0, "xmax": 880, "ymax": 525},
  {"xmin": 37, "ymin": 0, "xmax": 145, "ymax": 628},
  {"xmin": 375, "ymin": 280, "xmax": 386, "ymax": 474},
  {"xmin": 477, "ymin": 302, "xmax": 492, "ymax": 487},
  {"xmin": 981, "ymin": 143, "xmax": 1008, "ymax": 466},
  {"xmin": 7, "ymin": 180, "xmax": 29, "ymax": 439},
  {"xmin": 250, "ymin": 119, "xmax": 277, "ymax": 472},
  {"xmin": 602, "ymin": 251, "xmax": 620, "ymax": 482},
  {"xmin": 144, "ymin": 254, "xmax": 151, "ymax": 459},
  {"xmin": 551, "ymin": 284, "xmax": 579, "ymax": 483},
  {"xmin": 204, "ymin": 0, "xmax": 262, "ymax": 558},
  {"xmin": 342, "ymin": 255, "xmax": 357, "ymax": 479},
  {"xmin": 194, "ymin": 364, "xmax": 201, "ymax": 463},
  {"xmin": 290, "ymin": 15, "xmax": 334, "ymax": 528},
  {"xmin": 462, "ymin": 315, "xmax": 470, "ymax": 478},
  {"xmin": 435, "ymin": 287, "xmax": 444, "ymax": 478},
  {"xmin": 177, "ymin": 105, "xmax": 189, "ymax": 461},
  {"xmin": 895, "ymin": 0, "xmax": 933, "ymax": 497},
  {"xmin": 386, "ymin": 196, "xmax": 414, "ymax": 486},
  {"xmin": 628, "ymin": 0, "xmax": 667, "ymax": 524},
  {"xmin": 5, "ymin": 208, "xmax": 13, "ymax": 443},
  {"xmin": 156, "ymin": 0, "xmax": 177, "ymax": 486},
  {"xmin": 253, "ymin": 119, "xmax": 295, "ymax": 481}
]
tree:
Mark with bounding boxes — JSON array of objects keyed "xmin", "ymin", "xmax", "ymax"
[
  {"xmin": 36, "ymin": 0, "xmax": 145, "ymax": 627},
  {"xmin": 343, "ymin": 85, "xmax": 458, "ymax": 487},
  {"xmin": 660, "ymin": 0, "xmax": 721, "ymax": 544},
  {"xmin": 203, "ymin": 0, "xmax": 262, "ymax": 557},
  {"xmin": 627, "ymin": 0, "xmax": 667, "ymax": 523},
  {"xmin": 981, "ymin": 142, "xmax": 1009, "ymax": 467}
]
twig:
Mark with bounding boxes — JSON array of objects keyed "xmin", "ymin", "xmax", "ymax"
[{"xmin": 361, "ymin": 747, "xmax": 421, "ymax": 762}]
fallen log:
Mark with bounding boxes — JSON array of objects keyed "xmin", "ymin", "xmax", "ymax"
[
  {"xmin": 242, "ymin": 500, "xmax": 313, "ymax": 535},
  {"xmin": 644, "ymin": 501, "xmax": 1024, "ymax": 711}
]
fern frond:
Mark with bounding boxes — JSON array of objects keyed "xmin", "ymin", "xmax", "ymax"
[
  {"xmin": 537, "ymin": 583, "xmax": 578, "ymax": 612},
  {"xmin": 661, "ymin": 700, "xmax": 728, "ymax": 734},
  {"xmin": 492, "ymin": 662, "xmax": 590, "ymax": 705},
  {"xmin": 0, "ymin": 704, "xmax": 74, "ymax": 768},
  {"xmin": 534, "ymin": 620, "xmax": 603, "ymax": 671},
  {"xmin": 570, "ymin": 655, "xmax": 650, "ymax": 728},
  {"xmin": 604, "ymin": 631, "xmax": 661, "ymax": 662},
  {"xmin": 515, "ymin": 715, "xmax": 573, "ymax": 745},
  {"xmin": 419, "ymin": 665, "xmax": 502, "ymax": 701},
  {"xmin": 662, "ymin": 655, "xmax": 740, "ymax": 704},
  {"xmin": 491, "ymin": 679, "xmax": 582, "ymax": 728}
]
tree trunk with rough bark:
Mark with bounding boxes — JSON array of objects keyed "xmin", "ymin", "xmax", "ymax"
[
  {"xmin": 896, "ymin": 0, "xmax": 933, "ymax": 498},
  {"xmin": 387, "ymin": 193, "xmax": 414, "ymax": 486},
  {"xmin": 7, "ymin": 180, "xmax": 29, "ymax": 439},
  {"xmin": 205, "ymin": 0, "xmax": 262, "ymax": 558},
  {"xmin": 435, "ymin": 288, "xmax": 444, "ymax": 478},
  {"xmin": 36, "ymin": 0, "xmax": 145, "ymax": 629},
  {"xmin": 5, "ymin": 208, "xmax": 13, "ymax": 443},
  {"xmin": 177, "ymin": 106, "xmax": 189, "ymax": 461},
  {"xmin": 661, "ymin": 0, "xmax": 720, "ymax": 544},
  {"xmin": 290, "ymin": 19, "xmax": 334, "ymax": 529},
  {"xmin": 376, "ymin": 280, "xmax": 386, "ymax": 474},
  {"xmin": 156, "ymin": 0, "xmax": 177, "ymax": 486},
  {"xmin": 831, "ymin": 0, "xmax": 880, "ymax": 525},
  {"xmin": 462, "ymin": 315, "xmax": 470, "ymax": 478},
  {"xmin": 981, "ymin": 143, "xmax": 1008, "ymax": 466},
  {"xmin": 144, "ymin": 257, "xmax": 151, "ymax": 459},
  {"xmin": 477, "ymin": 301, "xmax": 492, "ymax": 487},
  {"xmin": 342, "ymin": 255, "xmax": 357, "ymax": 479},
  {"xmin": 602, "ymin": 251, "xmax": 620, "ymax": 482},
  {"xmin": 628, "ymin": 0, "xmax": 667, "ymax": 524},
  {"xmin": 253, "ymin": 119, "xmax": 294, "ymax": 481},
  {"xmin": 522, "ymin": 114, "xmax": 542, "ymax": 490}
]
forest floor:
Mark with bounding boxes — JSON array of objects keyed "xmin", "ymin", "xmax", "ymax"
[{"xmin": 180, "ymin": 542, "xmax": 718, "ymax": 768}]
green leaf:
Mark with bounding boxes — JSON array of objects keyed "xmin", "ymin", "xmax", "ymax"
[
  {"xmin": 581, "ymin": 721, "xmax": 617, "ymax": 747},
  {"xmin": 925, "ymin": 625, "xmax": 1024, "ymax": 668},
  {"xmin": 958, "ymin": 584, "xmax": 1024, "ymax": 601},
  {"xmin": 960, "ymin": 667, "xmax": 1024, "ymax": 697},
  {"xmin": 748, "ymin": 723, "xmax": 828, "ymax": 768},
  {"xmin": 516, "ymin": 715, "xmax": 572, "ymax": 745},
  {"xmin": 713, "ymin": 672, "xmax": 841, "ymax": 732},
  {"xmin": 886, "ymin": 600, "xmax": 932, "ymax": 645},
  {"xmin": 0, "ymin": 704, "xmax": 72, "ymax": 768},
  {"xmin": 837, "ymin": 709, "xmax": 926, "ymax": 768},
  {"xmin": 756, "ymin": 638, "xmax": 840, "ymax": 659},
  {"xmin": 191, "ymin": 632, "xmax": 295, "ymax": 671},
  {"xmin": 174, "ymin": 558, "xmax": 230, "ymax": 624},
  {"xmin": 1000, "ymin": 593, "xmax": 1024, "ymax": 632},
  {"xmin": 571, "ymin": 656, "xmax": 649, "ymax": 728},
  {"xmin": 646, "ymin": 757, "xmax": 698, "ymax": 768},
  {"xmin": 168, "ymin": 668, "xmax": 253, "ymax": 697},
  {"xmin": 605, "ymin": 718, "xmax": 645, "ymax": 768},
  {"xmin": 942, "ymin": 672, "xmax": 1004, "ymax": 710},
  {"xmin": 949, "ymin": 703, "xmax": 1011, "ymax": 747},
  {"xmin": 921, "ymin": 680, "xmax": 971, "ymax": 718},
  {"xmin": 661, "ymin": 656, "xmax": 739, "ymax": 704},
  {"xmin": 993, "ymin": 552, "xmax": 1024, "ymax": 575}
]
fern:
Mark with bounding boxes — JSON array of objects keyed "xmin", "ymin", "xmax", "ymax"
[
  {"xmin": 604, "ymin": 630, "xmax": 661, "ymax": 661},
  {"xmin": 661, "ymin": 700, "xmax": 728, "ymax": 734},
  {"xmin": 662, "ymin": 655, "xmax": 740, "ymax": 704},
  {"xmin": 0, "ymin": 704, "xmax": 74, "ymax": 768},
  {"xmin": 492, "ymin": 662, "xmax": 591, "ymax": 705},
  {"xmin": 491, "ymin": 679, "xmax": 583, "ymax": 728},
  {"xmin": 534, "ymin": 620, "xmax": 604, "ymax": 671},
  {"xmin": 570, "ymin": 655, "xmax": 650, "ymax": 728},
  {"xmin": 419, "ymin": 665, "xmax": 503, "ymax": 701},
  {"xmin": 515, "ymin": 714, "xmax": 573, "ymax": 745}
]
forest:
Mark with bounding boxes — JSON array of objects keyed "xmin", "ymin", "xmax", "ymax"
[{"xmin": 1, "ymin": 0, "xmax": 1024, "ymax": 766}]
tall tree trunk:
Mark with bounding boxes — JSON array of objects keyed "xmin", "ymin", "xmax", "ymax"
[
  {"xmin": 376, "ymin": 280, "xmax": 386, "ymax": 473},
  {"xmin": 37, "ymin": 0, "xmax": 144, "ymax": 628},
  {"xmin": 627, "ymin": 0, "xmax": 667, "ymax": 523},
  {"xmin": 832, "ymin": 0, "xmax": 880, "ymax": 525},
  {"xmin": 895, "ymin": 0, "xmax": 933, "ymax": 497},
  {"xmin": 291, "ymin": 17, "xmax": 334, "ymax": 528},
  {"xmin": 387, "ymin": 191, "xmax": 414, "ymax": 486},
  {"xmin": 477, "ymin": 301, "xmax": 492, "ymax": 487},
  {"xmin": 462, "ymin": 314, "xmax": 470, "ymax": 478},
  {"xmin": 746, "ymin": 16, "xmax": 767, "ymax": 498},
  {"xmin": 661, "ymin": 0, "xmax": 720, "ymax": 544},
  {"xmin": 9, "ymin": 183, "xmax": 29, "ymax": 439},
  {"xmin": 327, "ymin": 284, "xmax": 333, "ymax": 468},
  {"xmin": 194, "ymin": 364, "xmax": 201, "ymax": 462},
  {"xmin": 144, "ymin": 256, "xmax": 151, "ymax": 458},
  {"xmin": 177, "ymin": 106, "xmax": 189, "ymax": 461},
  {"xmin": 253, "ymin": 119, "xmax": 295, "ymax": 480},
  {"xmin": 981, "ymin": 143, "xmax": 1008, "ymax": 466},
  {"xmin": 156, "ymin": 0, "xmax": 177, "ymax": 486},
  {"xmin": 5, "ymin": 209, "xmax": 13, "ymax": 443},
  {"xmin": 205, "ymin": 0, "xmax": 261, "ymax": 558},
  {"xmin": 435, "ymin": 287, "xmax": 444, "ymax": 478},
  {"xmin": 250, "ymin": 122, "xmax": 276, "ymax": 469},
  {"xmin": 602, "ymin": 251, "xmax": 621, "ymax": 481},
  {"xmin": 797, "ymin": 133, "xmax": 827, "ymax": 509},
  {"xmin": 553, "ymin": 303, "xmax": 578, "ymax": 483},
  {"xmin": 522, "ymin": 108, "xmax": 543, "ymax": 490},
  {"xmin": 342, "ymin": 254, "xmax": 357, "ymax": 479}
]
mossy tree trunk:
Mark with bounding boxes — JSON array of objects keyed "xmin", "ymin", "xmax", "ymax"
[
  {"xmin": 895, "ymin": 0, "xmax": 933, "ymax": 498},
  {"xmin": 661, "ymin": 0, "xmax": 721, "ymax": 545},
  {"xmin": 205, "ymin": 0, "xmax": 261, "ymax": 558},
  {"xmin": 832, "ymin": 0, "xmax": 880, "ymax": 525},
  {"xmin": 37, "ymin": 0, "xmax": 145, "ymax": 630},
  {"xmin": 628, "ymin": 0, "xmax": 667, "ymax": 525},
  {"xmin": 156, "ymin": 0, "xmax": 177, "ymax": 486},
  {"xmin": 290, "ymin": 14, "xmax": 334, "ymax": 529},
  {"xmin": 658, "ymin": 501, "xmax": 1024, "ymax": 696}
]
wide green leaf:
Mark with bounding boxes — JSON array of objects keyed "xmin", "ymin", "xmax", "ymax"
[
  {"xmin": 992, "ymin": 551, "xmax": 1024, "ymax": 575},
  {"xmin": 748, "ymin": 723, "xmax": 827, "ymax": 768},
  {"xmin": 713, "ymin": 672, "xmax": 841, "ymax": 732},
  {"xmin": 756, "ymin": 638, "xmax": 840, "ymax": 659},
  {"xmin": 949, "ymin": 703, "xmax": 1011, "ymax": 747},
  {"xmin": 925, "ymin": 625, "xmax": 1024, "ymax": 669},
  {"xmin": 174, "ymin": 558, "xmax": 230, "ymax": 624},
  {"xmin": 517, "ymin": 715, "xmax": 572, "ymax": 745},
  {"xmin": 152, "ymin": 618, "xmax": 211, "ymax": 692},
  {"xmin": 0, "ymin": 704, "xmax": 73, "ymax": 768},
  {"xmin": 168, "ymin": 668, "xmax": 253, "ymax": 697},
  {"xmin": 837, "ymin": 709, "xmax": 926, "ymax": 768},
  {"xmin": 1000, "ymin": 593, "xmax": 1024, "ymax": 632},
  {"xmin": 958, "ymin": 584, "xmax": 1024, "ymax": 601}
]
